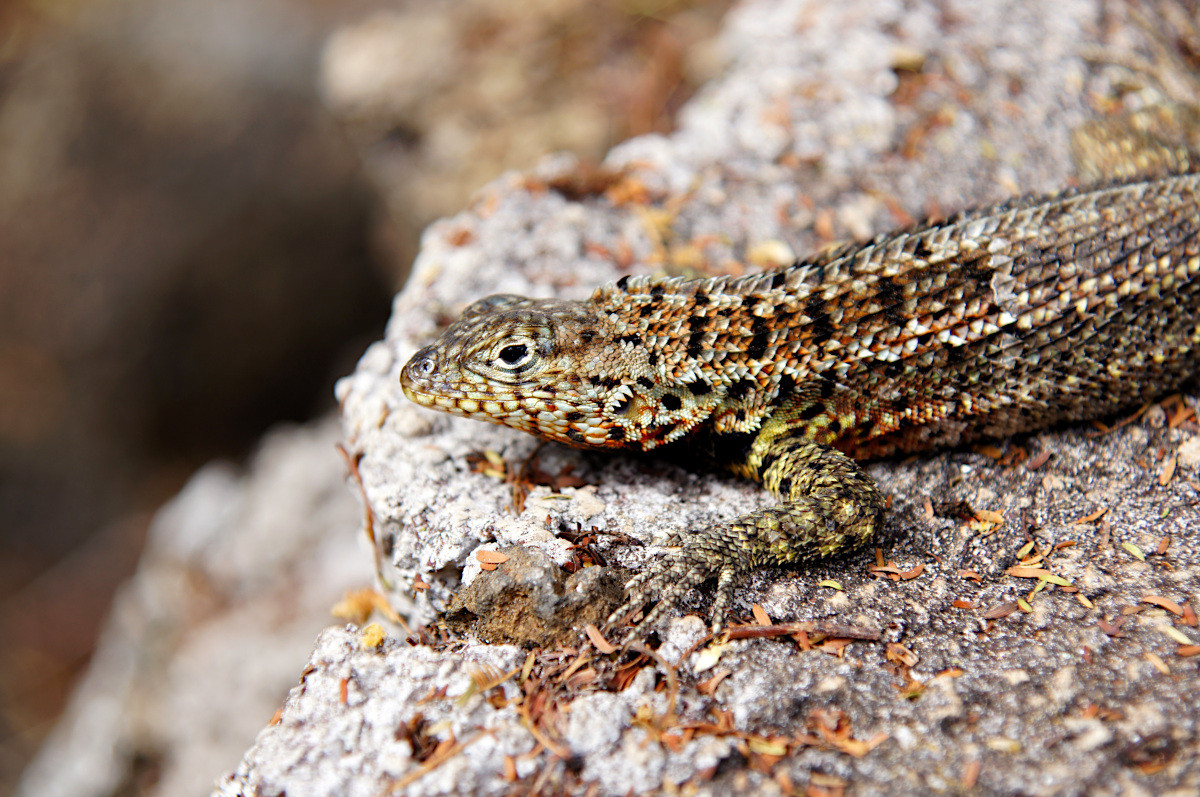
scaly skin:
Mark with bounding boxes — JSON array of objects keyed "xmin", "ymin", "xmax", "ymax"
[{"xmin": 401, "ymin": 168, "xmax": 1200, "ymax": 638}]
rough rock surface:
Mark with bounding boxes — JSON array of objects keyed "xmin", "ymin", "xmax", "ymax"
[
  {"xmin": 222, "ymin": 0, "xmax": 1200, "ymax": 795},
  {"xmin": 13, "ymin": 419, "xmax": 369, "ymax": 797},
  {"xmin": 444, "ymin": 545, "xmax": 626, "ymax": 648}
]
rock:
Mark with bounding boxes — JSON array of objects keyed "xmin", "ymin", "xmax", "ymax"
[
  {"xmin": 445, "ymin": 545, "xmax": 624, "ymax": 647},
  {"xmin": 13, "ymin": 419, "xmax": 369, "ymax": 797},
  {"xmin": 1178, "ymin": 436, "xmax": 1200, "ymax": 469}
]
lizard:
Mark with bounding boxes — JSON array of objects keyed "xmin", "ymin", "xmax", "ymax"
[{"xmin": 401, "ymin": 154, "xmax": 1200, "ymax": 640}]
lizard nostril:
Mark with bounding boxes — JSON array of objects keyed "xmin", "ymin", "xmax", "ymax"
[{"xmin": 403, "ymin": 349, "xmax": 438, "ymax": 385}]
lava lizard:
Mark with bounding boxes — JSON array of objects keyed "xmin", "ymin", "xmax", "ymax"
[{"xmin": 401, "ymin": 161, "xmax": 1200, "ymax": 638}]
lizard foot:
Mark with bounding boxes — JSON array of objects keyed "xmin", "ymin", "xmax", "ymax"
[{"xmin": 602, "ymin": 535, "xmax": 742, "ymax": 642}]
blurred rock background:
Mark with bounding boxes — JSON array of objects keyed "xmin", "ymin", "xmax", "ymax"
[{"xmin": 0, "ymin": 0, "xmax": 729, "ymax": 792}]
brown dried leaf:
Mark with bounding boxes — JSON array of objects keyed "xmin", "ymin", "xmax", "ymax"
[
  {"xmin": 982, "ymin": 602, "xmax": 1019, "ymax": 620},
  {"xmin": 661, "ymin": 731, "xmax": 688, "ymax": 753},
  {"xmin": 1159, "ymin": 455, "xmax": 1177, "ymax": 486},
  {"xmin": 1072, "ymin": 506, "xmax": 1108, "ymax": 524},
  {"xmin": 962, "ymin": 758, "xmax": 981, "ymax": 788},
  {"xmin": 1097, "ymin": 616, "xmax": 1129, "ymax": 637},
  {"xmin": 1168, "ymin": 399, "xmax": 1195, "ymax": 428},
  {"xmin": 459, "ymin": 664, "xmax": 518, "ymax": 707},
  {"xmin": 974, "ymin": 508, "xmax": 1005, "ymax": 524},
  {"xmin": 834, "ymin": 731, "xmax": 889, "ymax": 758},
  {"xmin": 567, "ymin": 667, "xmax": 599, "ymax": 689},
  {"xmin": 585, "ymin": 623, "xmax": 618, "ymax": 654},
  {"xmin": 417, "ymin": 685, "xmax": 448, "ymax": 704},
  {"xmin": 886, "ymin": 642, "xmax": 919, "ymax": 667},
  {"xmin": 818, "ymin": 638, "xmax": 853, "ymax": 656},
  {"xmin": 697, "ymin": 669, "xmax": 731, "ymax": 696},
  {"xmin": 1142, "ymin": 595, "xmax": 1184, "ymax": 616},
  {"xmin": 1145, "ymin": 652, "xmax": 1170, "ymax": 674},
  {"xmin": 1025, "ymin": 449, "xmax": 1053, "ymax": 470},
  {"xmin": 1006, "ymin": 566, "xmax": 1053, "ymax": 579},
  {"xmin": 476, "ymin": 550, "xmax": 510, "ymax": 564}
]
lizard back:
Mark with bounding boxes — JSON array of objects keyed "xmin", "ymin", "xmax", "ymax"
[{"xmin": 590, "ymin": 171, "xmax": 1200, "ymax": 459}]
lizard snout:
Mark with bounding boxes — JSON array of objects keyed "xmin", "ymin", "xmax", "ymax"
[{"xmin": 400, "ymin": 347, "xmax": 440, "ymax": 394}]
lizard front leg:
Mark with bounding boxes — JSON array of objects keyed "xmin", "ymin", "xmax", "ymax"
[{"xmin": 604, "ymin": 434, "xmax": 885, "ymax": 638}]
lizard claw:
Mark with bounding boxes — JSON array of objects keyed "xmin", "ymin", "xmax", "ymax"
[{"xmin": 603, "ymin": 541, "xmax": 737, "ymax": 641}]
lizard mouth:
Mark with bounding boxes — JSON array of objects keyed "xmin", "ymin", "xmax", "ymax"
[{"xmin": 400, "ymin": 347, "xmax": 517, "ymax": 421}]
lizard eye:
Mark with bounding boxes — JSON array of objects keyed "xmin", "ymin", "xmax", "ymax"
[
  {"xmin": 495, "ymin": 342, "xmax": 533, "ymax": 369},
  {"xmin": 499, "ymin": 344, "xmax": 528, "ymax": 363}
]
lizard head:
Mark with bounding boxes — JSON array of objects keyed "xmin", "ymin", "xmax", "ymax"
[{"xmin": 401, "ymin": 294, "xmax": 644, "ymax": 448}]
